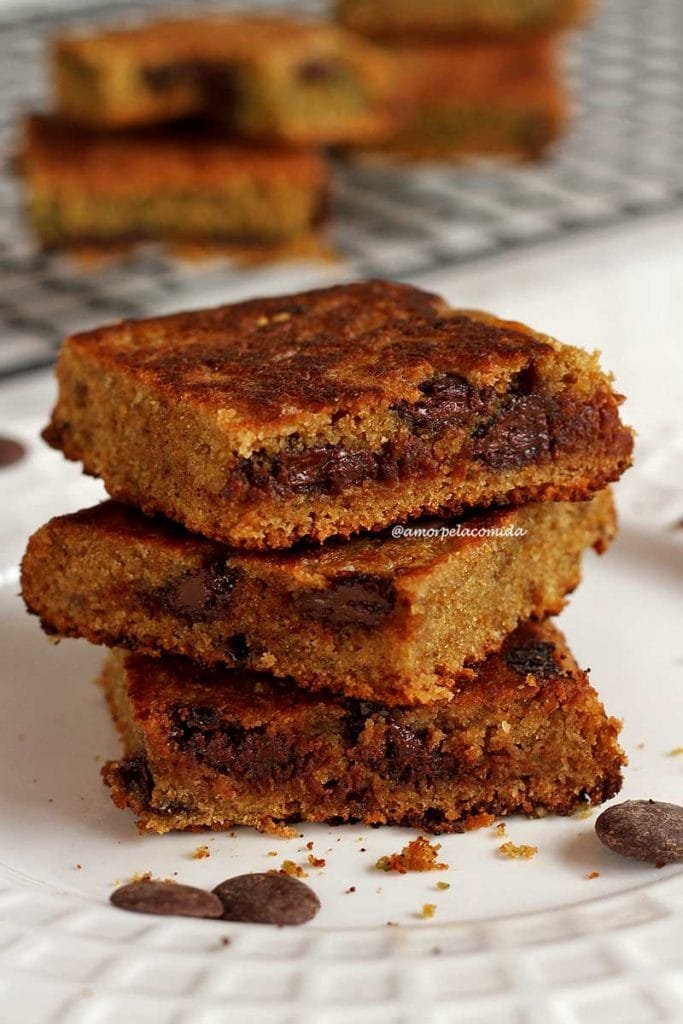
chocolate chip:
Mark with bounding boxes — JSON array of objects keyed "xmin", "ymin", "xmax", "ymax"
[
  {"xmin": 504, "ymin": 640, "xmax": 558, "ymax": 679},
  {"xmin": 153, "ymin": 560, "xmax": 241, "ymax": 623},
  {"xmin": 0, "ymin": 437, "xmax": 25, "ymax": 468},
  {"xmin": 394, "ymin": 373, "xmax": 474, "ymax": 434},
  {"xmin": 142, "ymin": 61, "xmax": 201, "ymax": 91},
  {"xmin": 595, "ymin": 800, "xmax": 683, "ymax": 865},
  {"xmin": 111, "ymin": 880, "xmax": 223, "ymax": 918},
  {"xmin": 273, "ymin": 445, "xmax": 376, "ymax": 496},
  {"xmin": 213, "ymin": 872, "xmax": 320, "ymax": 926},
  {"xmin": 473, "ymin": 394, "xmax": 551, "ymax": 470},
  {"xmin": 297, "ymin": 58, "xmax": 340, "ymax": 84},
  {"xmin": 230, "ymin": 435, "xmax": 438, "ymax": 500},
  {"xmin": 117, "ymin": 755, "xmax": 153, "ymax": 808},
  {"xmin": 295, "ymin": 573, "xmax": 396, "ymax": 628}
]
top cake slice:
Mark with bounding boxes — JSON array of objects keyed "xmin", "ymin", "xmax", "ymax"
[
  {"xmin": 44, "ymin": 280, "xmax": 633, "ymax": 550},
  {"xmin": 52, "ymin": 16, "xmax": 395, "ymax": 145}
]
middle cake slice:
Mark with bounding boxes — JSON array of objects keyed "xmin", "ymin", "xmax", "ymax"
[{"xmin": 22, "ymin": 490, "xmax": 614, "ymax": 705}]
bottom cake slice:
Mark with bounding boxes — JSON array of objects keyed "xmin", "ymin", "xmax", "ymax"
[{"xmin": 101, "ymin": 620, "xmax": 624, "ymax": 836}]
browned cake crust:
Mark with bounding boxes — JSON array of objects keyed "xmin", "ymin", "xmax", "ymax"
[
  {"xmin": 52, "ymin": 16, "xmax": 395, "ymax": 144},
  {"xmin": 44, "ymin": 281, "xmax": 633, "ymax": 550},
  {"xmin": 22, "ymin": 491, "xmax": 614, "ymax": 705},
  {"xmin": 100, "ymin": 620, "xmax": 625, "ymax": 835},
  {"xmin": 20, "ymin": 115, "xmax": 330, "ymax": 248},
  {"xmin": 336, "ymin": 0, "xmax": 595, "ymax": 42},
  {"xmin": 355, "ymin": 40, "xmax": 568, "ymax": 161}
]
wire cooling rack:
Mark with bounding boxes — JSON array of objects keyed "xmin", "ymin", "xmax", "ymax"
[{"xmin": 0, "ymin": 0, "xmax": 682, "ymax": 378}]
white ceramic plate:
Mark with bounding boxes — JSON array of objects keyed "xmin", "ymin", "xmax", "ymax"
[{"xmin": 1, "ymin": 226, "xmax": 683, "ymax": 1024}]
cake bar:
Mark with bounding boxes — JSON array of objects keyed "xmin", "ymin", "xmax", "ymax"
[
  {"xmin": 21, "ymin": 490, "xmax": 614, "ymax": 705},
  {"xmin": 52, "ymin": 16, "xmax": 395, "ymax": 145},
  {"xmin": 336, "ymin": 0, "xmax": 594, "ymax": 42},
  {"xmin": 359, "ymin": 40, "xmax": 567, "ymax": 161},
  {"xmin": 100, "ymin": 619, "xmax": 625, "ymax": 835},
  {"xmin": 44, "ymin": 281, "xmax": 634, "ymax": 550},
  {"xmin": 20, "ymin": 115, "xmax": 330, "ymax": 249}
]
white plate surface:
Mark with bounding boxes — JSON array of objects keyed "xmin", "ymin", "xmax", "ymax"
[{"xmin": 0, "ymin": 220, "xmax": 682, "ymax": 1023}]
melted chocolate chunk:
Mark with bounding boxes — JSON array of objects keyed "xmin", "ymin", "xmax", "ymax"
[
  {"xmin": 383, "ymin": 720, "xmax": 432, "ymax": 783},
  {"xmin": 394, "ymin": 373, "xmax": 477, "ymax": 434},
  {"xmin": 213, "ymin": 873, "xmax": 320, "ymax": 926},
  {"xmin": 297, "ymin": 58, "xmax": 340, "ymax": 84},
  {"xmin": 273, "ymin": 445, "xmax": 375, "ymax": 495},
  {"xmin": 377, "ymin": 436, "xmax": 436, "ymax": 484},
  {"xmin": 504, "ymin": 640, "xmax": 558, "ymax": 679},
  {"xmin": 142, "ymin": 61, "xmax": 200, "ymax": 91},
  {"xmin": 117, "ymin": 755, "xmax": 154, "ymax": 808},
  {"xmin": 295, "ymin": 573, "xmax": 396, "ymax": 628},
  {"xmin": 472, "ymin": 394, "xmax": 551, "ymax": 470},
  {"xmin": 231, "ymin": 434, "xmax": 437, "ymax": 499},
  {"xmin": 342, "ymin": 700, "xmax": 377, "ymax": 747},
  {"xmin": 152, "ymin": 560, "xmax": 241, "ymax": 622},
  {"xmin": 225, "ymin": 633, "xmax": 250, "ymax": 667},
  {"xmin": 168, "ymin": 707, "xmax": 299, "ymax": 790}
]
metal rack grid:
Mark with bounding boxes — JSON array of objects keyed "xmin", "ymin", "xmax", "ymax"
[{"xmin": 0, "ymin": 0, "xmax": 681, "ymax": 378}]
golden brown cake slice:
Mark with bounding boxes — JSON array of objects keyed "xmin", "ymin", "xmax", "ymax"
[
  {"xmin": 22, "ymin": 491, "xmax": 614, "ymax": 705},
  {"xmin": 100, "ymin": 620, "xmax": 625, "ymax": 835},
  {"xmin": 337, "ymin": 0, "xmax": 594, "ymax": 42},
  {"xmin": 52, "ymin": 16, "xmax": 395, "ymax": 145},
  {"xmin": 355, "ymin": 40, "xmax": 568, "ymax": 161},
  {"xmin": 44, "ymin": 281, "xmax": 634, "ymax": 550},
  {"xmin": 20, "ymin": 114, "xmax": 330, "ymax": 249}
]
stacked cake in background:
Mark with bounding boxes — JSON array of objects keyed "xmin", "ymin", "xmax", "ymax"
[
  {"xmin": 21, "ymin": 279, "xmax": 632, "ymax": 835},
  {"xmin": 17, "ymin": 3, "xmax": 595, "ymax": 256},
  {"xmin": 18, "ymin": 15, "xmax": 395, "ymax": 254},
  {"xmin": 337, "ymin": 0, "xmax": 593, "ymax": 160}
]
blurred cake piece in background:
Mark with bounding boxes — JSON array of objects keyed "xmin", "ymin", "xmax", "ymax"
[
  {"xmin": 52, "ymin": 16, "xmax": 396, "ymax": 145},
  {"xmin": 354, "ymin": 39, "xmax": 567, "ymax": 161},
  {"xmin": 337, "ymin": 0, "xmax": 594, "ymax": 42},
  {"xmin": 19, "ymin": 114, "xmax": 330, "ymax": 250}
]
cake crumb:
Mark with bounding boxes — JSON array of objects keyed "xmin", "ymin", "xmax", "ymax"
[
  {"xmin": 307, "ymin": 854, "xmax": 326, "ymax": 868},
  {"xmin": 435, "ymin": 881, "xmax": 450, "ymax": 891},
  {"xmin": 586, "ymin": 871, "xmax": 600, "ymax": 879},
  {"xmin": 280, "ymin": 859, "xmax": 308, "ymax": 878},
  {"xmin": 75, "ymin": 864, "xmax": 82, "ymax": 870},
  {"xmin": 306, "ymin": 841, "xmax": 314, "ymax": 850},
  {"xmin": 499, "ymin": 841, "xmax": 538, "ymax": 860},
  {"xmin": 128, "ymin": 871, "xmax": 152, "ymax": 883},
  {"xmin": 345, "ymin": 886, "xmax": 356, "ymax": 894},
  {"xmin": 192, "ymin": 845, "xmax": 210, "ymax": 860},
  {"xmin": 667, "ymin": 747, "xmax": 683, "ymax": 757},
  {"xmin": 376, "ymin": 836, "xmax": 448, "ymax": 874},
  {"xmin": 220, "ymin": 936, "xmax": 231, "ymax": 946},
  {"xmin": 495, "ymin": 822, "xmax": 507, "ymax": 837},
  {"xmin": 574, "ymin": 808, "xmax": 593, "ymax": 820},
  {"xmin": 386, "ymin": 921, "xmax": 398, "ymax": 927},
  {"xmin": 418, "ymin": 903, "xmax": 436, "ymax": 919},
  {"xmin": 266, "ymin": 850, "xmax": 278, "ymax": 857}
]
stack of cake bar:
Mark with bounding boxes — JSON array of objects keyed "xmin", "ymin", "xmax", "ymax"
[
  {"xmin": 337, "ymin": 0, "xmax": 593, "ymax": 160},
  {"xmin": 18, "ymin": 16, "xmax": 394, "ymax": 253},
  {"xmin": 18, "ymin": 1, "xmax": 592, "ymax": 254},
  {"xmin": 21, "ymin": 280, "xmax": 633, "ymax": 835}
]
